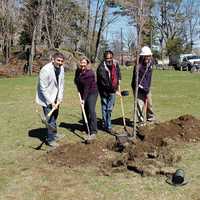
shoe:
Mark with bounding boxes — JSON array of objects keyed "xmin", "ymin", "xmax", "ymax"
[
  {"xmin": 106, "ymin": 128, "xmax": 113, "ymax": 134},
  {"xmin": 55, "ymin": 133, "xmax": 65, "ymax": 141},
  {"xmin": 89, "ymin": 133, "xmax": 96, "ymax": 140},
  {"xmin": 136, "ymin": 121, "xmax": 146, "ymax": 127},
  {"xmin": 46, "ymin": 140, "xmax": 59, "ymax": 148},
  {"xmin": 86, "ymin": 133, "xmax": 96, "ymax": 142}
]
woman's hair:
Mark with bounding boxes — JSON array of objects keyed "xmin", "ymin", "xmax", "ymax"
[
  {"xmin": 139, "ymin": 55, "xmax": 145, "ymax": 64},
  {"xmin": 80, "ymin": 56, "xmax": 90, "ymax": 64}
]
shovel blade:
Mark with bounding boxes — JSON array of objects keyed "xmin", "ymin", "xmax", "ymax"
[
  {"xmin": 116, "ymin": 134, "xmax": 129, "ymax": 145},
  {"xmin": 41, "ymin": 117, "xmax": 57, "ymax": 132}
]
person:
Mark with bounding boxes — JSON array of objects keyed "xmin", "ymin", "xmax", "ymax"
[
  {"xmin": 74, "ymin": 57, "xmax": 98, "ymax": 139},
  {"xmin": 36, "ymin": 52, "xmax": 65, "ymax": 147},
  {"xmin": 97, "ymin": 50, "xmax": 121, "ymax": 133},
  {"xmin": 131, "ymin": 46, "xmax": 156, "ymax": 126}
]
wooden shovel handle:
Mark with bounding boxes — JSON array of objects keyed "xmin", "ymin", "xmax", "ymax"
[
  {"xmin": 78, "ymin": 93, "xmax": 88, "ymax": 124},
  {"xmin": 47, "ymin": 102, "xmax": 59, "ymax": 118}
]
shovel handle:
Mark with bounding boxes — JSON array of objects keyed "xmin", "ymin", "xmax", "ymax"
[
  {"xmin": 47, "ymin": 102, "xmax": 59, "ymax": 118},
  {"xmin": 78, "ymin": 93, "xmax": 88, "ymax": 124},
  {"xmin": 118, "ymin": 85, "xmax": 126, "ymax": 128},
  {"xmin": 78, "ymin": 92, "xmax": 90, "ymax": 135}
]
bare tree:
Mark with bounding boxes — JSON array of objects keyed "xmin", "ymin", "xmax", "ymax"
[
  {"xmin": 113, "ymin": 0, "xmax": 151, "ymax": 137},
  {"xmin": 183, "ymin": 0, "xmax": 200, "ymax": 49},
  {"xmin": 124, "ymin": 29, "xmax": 136, "ymax": 59},
  {"xmin": 153, "ymin": 0, "xmax": 185, "ymax": 51},
  {"xmin": 94, "ymin": 0, "xmax": 108, "ymax": 61},
  {"xmin": 0, "ymin": 0, "xmax": 18, "ymax": 64},
  {"xmin": 23, "ymin": 0, "xmax": 46, "ymax": 75}
]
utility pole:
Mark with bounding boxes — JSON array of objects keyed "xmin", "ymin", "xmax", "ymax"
[{"xmin": 120, "ymin": 27, "xmax": 124, "ymax": 65}]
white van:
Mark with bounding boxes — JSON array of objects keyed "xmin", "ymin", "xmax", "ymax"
[{"xmin": 179, "ymin": 54, "xmax": 193, "ymax": 63}]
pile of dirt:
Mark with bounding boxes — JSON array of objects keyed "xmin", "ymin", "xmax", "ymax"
[
  {"xmin": 47, "ymin": 115, "xmax": 200, "ymax": 176},
  {"xmin": 47, "ymin": 138, "xmax": 120, "ymax": 168}
]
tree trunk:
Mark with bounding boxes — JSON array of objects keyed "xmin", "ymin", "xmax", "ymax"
[
  {"xmin": 94, "ymin": 1, "xmax": 107, "ymax": 62},
  {"xmin": 133, "ymin": 0, "xmax": 144, "ymax": 138},
  {"xmin": 3, "ymin": 34, "xmax": 10, "ymax": 64},
  {"xmin": 85, "ymin": 0, "xmax": 91, "ymax": 54},
  {"xmin": 28, "ymin": 25, "xmax": 37, "ymax": 75},
  {"xmin": 36, "ymin": 0, "xmax": 46, "ymax": 44},
  {"xmin": 90, "ymin": 0, "xmax": 100, "ymax": 61}
]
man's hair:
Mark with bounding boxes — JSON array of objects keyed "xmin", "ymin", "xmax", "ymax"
[
  {"xmin": 104, "ymin": 50, "xmax": 113, "ymax": 58},
  {"xmin": 52, "ymin": 52, "xmax": 65, "ymax": 60}
]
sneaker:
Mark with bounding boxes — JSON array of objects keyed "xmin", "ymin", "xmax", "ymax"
[
  {"xmin": 55, "ymin": 133, "xmax": 65, "ymax": 141},
  {"xmin": 106, "ymin": 128, "xmax": 113, "ymax": 134},
  {"xmin": 89, "ymin": 133, "xmax": 96, "ymax": 140},
  {"xmin": 46, "ymin": 140, "xmax": 59, "ymax": 148}
]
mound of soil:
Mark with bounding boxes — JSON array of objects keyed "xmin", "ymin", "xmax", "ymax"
[
  {"xmin": 47, "ymin": 139, "xmax": 117, "ymax": 168},
  {"xmin": 47, "ymin": 115, "xmax": 200, "ymax": 176}
]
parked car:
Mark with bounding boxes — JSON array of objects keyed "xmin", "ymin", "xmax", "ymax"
[
  {"xmin": 180, "ymin": 55, "xmax": 200, "ymax": 71},
  {"xmin": 174, "ymin": 54, "xmax": 200, "ymax": 71}
]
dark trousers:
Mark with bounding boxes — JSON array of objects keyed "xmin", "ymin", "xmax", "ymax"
[
  {"xmin": 84, "ymin": 92, "xmax": 98, "ymax": 134},
  {"xmin": 43, "ymin": 105, "xmax": 59, "ymax": 142}
]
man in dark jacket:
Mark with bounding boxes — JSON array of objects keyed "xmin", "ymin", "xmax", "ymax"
[
  {"xmin": 97, "ymin": 50, "xmax": 121, "ymax": 133},
  {"xmin": 131, "ymin": 46, "xmax": 156, "ymax": 125}
]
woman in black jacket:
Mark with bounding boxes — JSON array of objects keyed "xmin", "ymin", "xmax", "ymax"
[{"xmin": 74, "ymin": 57, "xmax": 98, "ymax": 138}]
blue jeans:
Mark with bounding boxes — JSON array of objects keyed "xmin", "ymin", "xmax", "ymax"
[
  {"xmin": 101, "ymin": 94, "xmax": 116, "ymax": 130},
  {"xmin": 43, "ymin": 105, "xmax": 59, "ymax": 142}
]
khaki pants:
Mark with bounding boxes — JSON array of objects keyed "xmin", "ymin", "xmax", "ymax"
[{"xmin": 136, "ymin": 91, "xmax": 156, "ymax": 123}]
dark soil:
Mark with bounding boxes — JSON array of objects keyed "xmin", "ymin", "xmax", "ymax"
[{"xmin": 47, "ymin": 115, "xmax": 200, "ymax": 176}]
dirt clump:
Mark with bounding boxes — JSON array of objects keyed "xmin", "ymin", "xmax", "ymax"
[
  {"xmin": 47, "ymin": 138, "xmax": 118, "ymax": 168},
  {"xmin": 47, "ymin": 115, "xmax": 200, "ymax": 176}
]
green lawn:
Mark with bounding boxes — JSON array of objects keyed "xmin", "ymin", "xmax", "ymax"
[{"xmin": 0, "ymin": 68, "xmax": 200, "ymax": 200}]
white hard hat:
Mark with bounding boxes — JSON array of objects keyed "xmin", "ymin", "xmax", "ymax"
[{"xmin": 139, "ymin": 46, "xmax": 152, "ymax": 56}]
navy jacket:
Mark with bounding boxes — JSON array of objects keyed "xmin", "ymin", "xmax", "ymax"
[{"xmin": 131, "ymin": 63, "xmax": 153, "ymax": 96}]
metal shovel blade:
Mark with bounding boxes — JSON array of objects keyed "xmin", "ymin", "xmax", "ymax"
[
  {"xmin": 40, "ymin": 114, "xmax": 57, "ymax": 132},
  {"xmin": 116, "ymin": 133, "xmax": 129, "ymax": 145}
]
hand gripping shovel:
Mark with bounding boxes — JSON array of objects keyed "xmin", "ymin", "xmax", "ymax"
[
  {"xmin": 78, "ymin": 93, "xmax": 92, "ymax": 144},
  {"xmin": 40, "ymin": 105, "xmax": 58, "ymax": 132}
]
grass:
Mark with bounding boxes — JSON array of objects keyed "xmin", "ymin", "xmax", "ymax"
[{"xmin": 0, "ymin": 68, "xmax": 200, "ymax": 199}]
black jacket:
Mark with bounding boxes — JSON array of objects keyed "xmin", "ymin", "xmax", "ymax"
[{"xmin": 97, "ymin": 61, "xmax": 121, "ymax": 97}]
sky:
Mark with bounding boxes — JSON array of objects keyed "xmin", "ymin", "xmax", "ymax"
[{"xmin": 104, "ymin": 7, "xmax": 136, "ymax": 50}]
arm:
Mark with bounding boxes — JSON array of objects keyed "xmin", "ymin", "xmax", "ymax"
[
  {"xmin": 97, "ymin": 65, "xmax": 112, "ymax": 91},
  {"xmin": 38, "ymin": 68, "xmax": 52, "ymax": 105},
  {"xmin": 57, "ymin": 67, "xmax": 65, "ymax": 104},
  {"xmin": 116, "ymin": 63, "xmax": 122, "ymax": 96}
]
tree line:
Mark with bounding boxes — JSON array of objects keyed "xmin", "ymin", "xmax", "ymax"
[{"xmin": 0, "ymin": 0, "xmax": 200, "ymax": 72}]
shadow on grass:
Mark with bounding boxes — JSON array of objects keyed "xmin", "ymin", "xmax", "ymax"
[
  {"xmin": 28, "ymin": 128, "xmax": 48, "ymax": 150},
  {"xmin": 111, "ymin": 117, "xmax": 132, "ymax": 127},
  {"xmin": 28, "ymin": 128, "xmax": 47, "ymax": 141},
  {"xmin": 59, "ymin": 122, "xmax": 85, "ymax": 141}
]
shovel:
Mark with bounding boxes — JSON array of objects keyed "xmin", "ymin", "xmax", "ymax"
[
  {"xmin": 78, "ymin": 93, "xmax": 92, "ymax": 144},
  {"xmin": 40, "ymin": 105, "xmax": 59, "ymax": 132},
  {"xmin": 120, "ymin": 90, "xmax": 130, "ymax": 134},
  {"xmin": 35, "ymin": 104, "xmax": 59, "ymax": 150},
  {"xmin": 105, "ymin": 89, "xmax": 131, "ymax": 148}
]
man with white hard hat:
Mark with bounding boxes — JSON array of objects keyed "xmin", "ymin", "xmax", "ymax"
[{"xmin": 131, "ymin": 46, "xmax": 156, "ymax": 126}]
